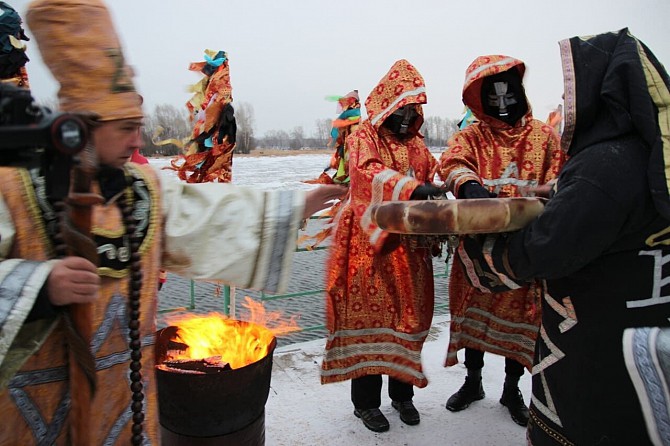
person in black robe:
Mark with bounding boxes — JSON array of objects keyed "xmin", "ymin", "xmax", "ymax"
[{"xmin": 459, "ymin": 28, "xmax": 670, "ymax": 445}]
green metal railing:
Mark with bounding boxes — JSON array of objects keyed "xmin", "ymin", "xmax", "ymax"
[{"xmin": 159, "ymin": 256, "xmax": 450, "ymax": 331}]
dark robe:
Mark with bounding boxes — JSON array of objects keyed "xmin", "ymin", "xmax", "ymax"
[{"xmin": 462, "ymin": 29, "xmax": 670, "ymax": 445}]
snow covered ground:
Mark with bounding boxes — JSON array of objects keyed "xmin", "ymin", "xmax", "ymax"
[{"xmin": 266, "ymin": 315, "xmax": 530, "ymax": 446}]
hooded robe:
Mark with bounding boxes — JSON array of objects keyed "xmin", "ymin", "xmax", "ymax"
[
  {"xmin": 437, "ymin": 55, "xmax": 566, "ymax": 370},
  {"xmin": 320, "ymin": 59, "xmax": 437, "ymax": 388}
]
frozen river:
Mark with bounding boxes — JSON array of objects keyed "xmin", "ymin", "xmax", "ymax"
[
  {"xmin": 149, "ymin": 150, "xmax": 445, "ymax": 189},
  {"xmin": 150, "ymin": 153, "xmax": 333, "ymax": 190}
]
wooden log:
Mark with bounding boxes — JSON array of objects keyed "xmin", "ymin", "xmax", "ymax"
[{"xmin": 158, "ymin": 357, "xmax": 232, "ymax": 374}]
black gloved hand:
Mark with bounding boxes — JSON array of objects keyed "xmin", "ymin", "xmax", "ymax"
[
  {"xmin": 459, "ymin": 234, "xmax": 527, "ymax": 292},
  {"xmin": 459, "ymin": 180, "xmax": 496, "ymax": 199},
  {"xmin": 410, "ymin": 182, "xmax": 446, "ymax": 200}
]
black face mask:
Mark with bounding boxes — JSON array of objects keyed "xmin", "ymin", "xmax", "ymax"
[
  {"xmin": 382, "ymin": 105, "xmax": 418, "ymax": 138},
  {"xmin": 481, "ymin": 69, "xmax": 528, "ymax": 125}
]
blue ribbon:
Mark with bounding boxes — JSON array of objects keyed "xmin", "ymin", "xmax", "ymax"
[{"xmin": 204, "ymin": 54, "xmax": 226, "ymax": 67}]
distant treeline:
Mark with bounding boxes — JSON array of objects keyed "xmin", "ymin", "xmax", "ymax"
[{"xmin": 138, "ymin": 102, "xmax": 460, "ymax": 157}]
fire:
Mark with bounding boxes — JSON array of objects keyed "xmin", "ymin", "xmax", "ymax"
[{"xmin": 163, "ymin": 297, "xmax": 300, "ymax": 369}]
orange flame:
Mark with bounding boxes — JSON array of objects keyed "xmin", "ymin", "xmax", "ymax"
[{"xmin": 163, "ymin": 297, "xmax": 300, "ymax": 369}]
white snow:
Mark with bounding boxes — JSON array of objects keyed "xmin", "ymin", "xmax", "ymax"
[{"xmin": 266, "ymin": 315, "xmax": 530, "ymax": 446}]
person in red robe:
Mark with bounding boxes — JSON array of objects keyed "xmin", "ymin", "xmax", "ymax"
[
  {"xmin": 321, "ymin": 59, "xmax": 444, "ymax": 433},
  {"xmin": 130, "ymin": 148, "xmax": 148, "ymax": 164},
  {"xmin": 436, "ymin": 55, "xmax": 566, "ymax": 426}
]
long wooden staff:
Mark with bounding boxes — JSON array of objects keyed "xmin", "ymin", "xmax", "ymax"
[{"xmin": 59, "ymin": 142, "xmax": 104, "ymax": 445}]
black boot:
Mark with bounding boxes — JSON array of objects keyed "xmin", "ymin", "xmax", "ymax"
[
  {"xmin": 354, "ymin": 408, "xmax": 390, "ymax": 432},
  {"xmin": 392, "ymin": 400, "xmax": 420, "ymax": 425},
  {"xmin": 499, "ymin": 374, "xmax": 529, "ymax": 427},
  {"xmin": 446, "ymin": 368, "xmax": 485, "ymax": 412}
]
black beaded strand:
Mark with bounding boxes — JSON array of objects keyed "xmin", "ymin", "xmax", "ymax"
[
  {"xmin": 52, "ymin": 201, "xmax": 68, "ymax": 258},
  {"xmin": 118, "ymin": 192, "xmax": 145, "ymax": 446}
]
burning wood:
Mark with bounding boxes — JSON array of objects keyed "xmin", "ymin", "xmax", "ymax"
[
  {"xmin": 158, "ymin": 299, "xmax": 298, "ymax": 370},
  {"xmin": 157, "ymin": 356, "xmax": 232, "ymax": 374}
]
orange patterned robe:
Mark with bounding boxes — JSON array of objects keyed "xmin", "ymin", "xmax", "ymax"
[
  {"xmin": 321, "ymin": 60, "xmax": 436, "ymax": 388},
  {"xmin": 0, "ymin": 164, "xmax": 162, "ymax": 444},
  {"xmin": 436, "ymin": 55, "xmax": 566, "ymax": 370}
]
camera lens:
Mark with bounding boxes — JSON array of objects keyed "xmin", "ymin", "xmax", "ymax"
[
  {"xmin": 60, "ymin": 120, "xmax": 83, "ymax": 148},
  {"xmin": 51, "ymin": 114, "xmax": 87, "ymax": 155}
]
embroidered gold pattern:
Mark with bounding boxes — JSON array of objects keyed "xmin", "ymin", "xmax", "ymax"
[
  {"xmin": 17, "ymin": 168, "xmax": 54, "ymax": 257},
  {"xmin": 646, "ymin": 225, "xmax": 670, "ymax": 247},
  {"xmin": 529, "ymin": 410, "xmax": 574, "ymax": 446}
]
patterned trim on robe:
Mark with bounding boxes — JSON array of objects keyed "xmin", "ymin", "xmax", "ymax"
[
  {"xmin": 321, "ymin": 327, "xmax": 431, "ymax": 387},
  {"xmin": 482, "ymin": 235, "xmax": 522, "ymax": 290},
  {"xmin": 559, "ymin": 38, "xmax": 577, "ymax": 153},
  {"xmin": 446, "ymin": 307, "xmax": 537, "ymax": 368},
  {"xmin": 623, "ymin": 327, "xmax": 670, "ymax": 446},
  {"xmin": 464, "ymin": 56, "xmax": 520, "ymax": 86},
  {"xmin": 248, "ymin": 189, "xmax": 301, "ymax": 293},
  {"xmin": 445, "ymin": 167, "xmax": 479, "ymax": 197},
  {"xmin": 0, "ymin": 259, "xmax": 58, "ymax": 388},
  {"xmin": 361, "ymin": 168, "xmax": 407, "ymax": 248}
]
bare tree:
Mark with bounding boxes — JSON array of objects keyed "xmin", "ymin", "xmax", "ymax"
[
  {"xmin": 445, "ymin": 118, "xmax": 460, "ymax": 142},
  {"xmin": 260, "ymin": 130, "xmax": 290, "ymax": 149},
  {"xmin": 235, "ymin": 102, "xmax": 255, "ymax": 154},
  {"xmin": 421, "ymin": 116, "xmax": 444, "ymax": 147},
  {"xmin": 142, "ymin": 104, "xmax": 190, "ymax": 156},
  {"xmin": 289, "ymin": 126, "xmax": 305, "ymax": 149},
  {"xmin": 421, "ymin": 116, "xmax": 461, "ymax": 148},
  {"xmin": 314, "ymin": 118, "xmax": 332, "ymax": 147},
  {"xmin": 155, "ymin": 104, "xmax": 190, "ymax": 135}
]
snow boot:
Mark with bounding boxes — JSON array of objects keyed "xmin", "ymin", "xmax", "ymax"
[
  {"xmin": 499, "ymin": 374, "xmax": 529, "ymax": 426},
  {"xmin": 354, "ymin": 408, "xmax": 390, "ymax": 432},
  {"xmin": 446, "ymin": 368, "xmax": 485, "ymax": 411}
]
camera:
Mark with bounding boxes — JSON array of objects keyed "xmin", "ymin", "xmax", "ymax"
[{"xmin": 0, "ymin": 82, "xmax": 88, "ymax": 166}]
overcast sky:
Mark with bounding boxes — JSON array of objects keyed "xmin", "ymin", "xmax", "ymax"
[{"xmin": 12, "ymin": 0, "xmax": 670, "ymax": 136}]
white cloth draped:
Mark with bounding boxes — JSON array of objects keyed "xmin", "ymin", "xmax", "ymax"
[{"xmin": 160, "ymin": 179, "xmax": 305, "ymax": 293}]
